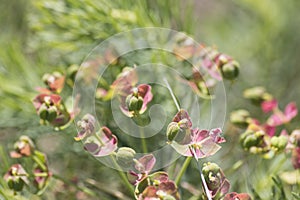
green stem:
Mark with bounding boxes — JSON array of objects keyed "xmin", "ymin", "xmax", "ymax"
[
  {"xmin": 0, "ymin": 146, "xmax": 9, "ymax": 169},
  {"xmin": 175, "ymin": 157, "xmax": 192, "ymax": 185},
  {"xmin": 32, "ymin": 155, "xmax": 47, "ymax": 172},
  {"xmin": 110, "ymin": 155, "xmax": 135, "ymax": 195},
  {"xmin": 139, "ymin": 127, "xmax": 148, "ymax": 153}
]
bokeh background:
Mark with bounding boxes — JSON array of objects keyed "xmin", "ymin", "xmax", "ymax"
[{"xmin": 0, "ymin": 0, "xmax": 299, "ymax": 199}]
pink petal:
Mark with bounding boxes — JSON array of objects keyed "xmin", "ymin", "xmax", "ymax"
[
  {"xmin": 209, "ymin": 128, "xmax": 225, "ymax": 143},
  {"xmin": 138, "ymin": 84, "xmax": 153, "ymax": 113},
  {"xmin": 135, "ymin": 154, "xmax": 156, "ymax": 173},
  {"xmin": 268, "ymin": 114, "xmax": 283, "ymax": 126},
  {"xmin": 201, "ymin": 59, "xmax": 222, "ymax": 81},
  {"xmin": 192, "ymin": 128, "xmax": 209, "ymax": 142},
  {"xmin": 284, "ymin": 102, "xmax": 298, "ymax": 121},
  {"xmin": 261, "ymin": 99, "xmax": 278, "ymax": 113},
  {"xmin": 264, "ymin": 124, "xmax": 276, "ymax": 137}
]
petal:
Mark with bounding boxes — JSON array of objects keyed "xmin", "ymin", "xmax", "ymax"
[
  {"xmin": 192, "ymin": 128, "xmax": 209, "ymax": 142},
  {"xmin": 135, "ymin": 154, "xmax": 156, "ymax": 173},
  {"xmin": 284, "ymin": 102, "xmax": 298, "ymax": 121},
  {"xmin": 209, "ymin": 128, "xmax": 225, "ymax": 143},
  {"xmin": 138, "ymin": 84, "xmax": 153, "ymax": 113},
  {"xmin": 261, "ymin": 99, "xmax": 278, "ymax": 113},
  {"xmin": 268, "ymin": 113, "xmax": 283, "ymax": 126},
  {"xmin": 264, "ymin": 124, "xmax": 276, "ymax": 137},
  {"xmin": 201, "ymin": 59, "xmax": 222, "ymax": 81}
]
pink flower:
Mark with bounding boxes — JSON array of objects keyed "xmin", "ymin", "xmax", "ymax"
[
  {"xmin": 267, "ymin": 102, "xmax": 298, "ymax": 126},
  {"xmin": 84, "ymin": 127, "xmax": 118, "ymax": 157},
  {"xmin": 119, "ymin": 84, "xmax": 153, "ymax": 117},
  {"xmin": 261, "ymin": 99, "xmax": 278, "ymax": 113},
  {"xmin": 168, "ymin": 109, "xmax": 225, "ymax": 159}
]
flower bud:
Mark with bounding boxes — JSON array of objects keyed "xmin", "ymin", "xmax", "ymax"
[
  {"xmin": 202, "ymin": 162, "xmax": 221, "ymax": 176},
  {"xmin": 243, "ymin": 87, "xmax": 273, "ymax": 105},
  {"xmin": 8, "ymin": 176, "xmax": 25, "ymax": 192},
  {"xmin": 243, "ymin": 134, "xmax": 259, "ymax": 149},
  {"xmin": 126, "ymin": 95, "xmax": 143, "ymax": 112},
  {"xmin": 221, "ymin": 60, "xmax": 239, "ymax": 80},
  {"xmin": 38, "ymin": 103, "xmax": 48, "ymax": 120},
  {"xmin": 47, "ymin": 106, "xmax": 58, "ymax": 122},
  {"xmin": 166, "ymin": 122, "xmax": 180, "ymax": 142},
  {"xmin": 230, "ymin": 109, "xmax": 251, "ymax": 128},
  {"xmin": 271, "ymin": 136, "xmax": 288, "ymax": 152},
  {"xmin": 202, "ymin": 162, "xmax": 222, "ymax": 191},
  {"xmin": 116, "ymin": 147, "xmax": 136, "ymax": 168}
]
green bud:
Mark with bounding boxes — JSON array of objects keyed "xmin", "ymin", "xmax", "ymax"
[
  {"xmin": 13, "ymin": 177, "xmax": 24, "ymax": 192},
  {"xmin": 243, "ymin": 134, "xmax": 259, "ymax": 149},
  {"xmin": 230, "ymin": 109, "xmax": 250, "ymax": 128},
  {"xmin": 7, "ymin": 177, "xmax": 14, "ymax": 190},
  {"xmin": 38, "ymin": 104, "xmax": 48, "ymax": 120},
  {"xmin": 240, "ymin": 130, "xmax": 253, "ymax": 143},
  {"xmin": 202, "ymin": 162, "xmax": 221, "ymax": 176},
  {"xmin": 136, "ymin": 96, "xmax": 143, "ymax": 111},
  {"xmin": 116, "ymin": 147, "xmax": 136, "ymax": 168},
  {"xmin": 221, "ymin": 60, "xmax": 239, "ymax": 80},
  {"xmin": 42, "ymin": 73, "xmax": 52, "ymax": 85},
  {"xmin": 271, "ymin": 136, "xmax": 288, "ymax": 152},
  {"xmin": 47, "ymin": 106, "xmax": 57, "ymax": 122},
  {"xmin": 126, "ymin": 95, "xmax": 137, "ymax": 111},
  {"xmin": 166, "ymin": 122, "xmax": 180, "ymax": 142},
  {"xmin": 7, "ymin": 177, "xmax": 24, "ymax": 192},
  {"xmin": 243, "ymin": 87, "xmax": 272, "ymax": 105}
]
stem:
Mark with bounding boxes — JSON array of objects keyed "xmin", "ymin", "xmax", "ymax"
[
  {"xmin": 139, "ymin": 127, "xmax": 148, "ymax": 153},
  {"xmin": 195, "ymin": 159, "xmax": 212, "ymax": 200},
  {"xmin": 189, "ymin": 147, "xmax": 212, "ymax": 200},
  {"xmin": 164, "ymin": 78, "xmax": 180, "ymax": 111},
  {"xmin": 110, "ymin": 155, "xmax": 135, "ymax": 194},
  {"xmin": 174, "ymin": 157, "xmax": 192, "ymax": 185}
]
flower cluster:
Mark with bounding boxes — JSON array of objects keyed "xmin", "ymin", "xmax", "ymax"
[
  {"xmin": 4, "ymin": 136, "xmax": 51, "ymax": 194},
  {"xmin": 173, "ymin": 35, "xmax": 240, "ymax": 81},
  {"xmin": 127, "ymin": 154, "xmax": 180, "ymax": 200},
  {"xmin": 230, "ymin": 86, "xmax": 300, "ymax": 168},
  {"xmin": 33, "ymin": 71, "xmax": 74, "ymax": 129}
]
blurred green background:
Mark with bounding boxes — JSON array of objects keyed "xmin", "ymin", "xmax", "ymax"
[{"xmin": 0, "ymin": 0, "xmax": 299, "ymax": 199}]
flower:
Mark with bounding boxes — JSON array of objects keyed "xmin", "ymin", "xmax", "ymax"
[
  {"xmin": 224, "ymin": 192, "xmax": 252, "ymax": 200},
  {"xmin": 127, "ymin": 154, "xmax": 156, "ymax": 185},
  {"xmin": 167, "ymin": 109, "xmax": 225, "ymax": 159},
  {"xmin": 230, "ymin": 109, "xmax": 251, "ymax": 128},
  {"xmin": 202, "ymin": 162, "xmax": 230, "ymax": 198},
  {"xmin": 41, "ymin": 71, "xmax": 65, "ymax": 93},
  {"xmin": 135, "ymin": 171, "xmax": 180, "ymax": 200},
  {"xmin": 84, "ymin": 127, "xmax": 118, "ymax": 157},
  {"xmin": 267, "ymin": 102, "xmax": 298, "ymax": 126},
  {"xmin": 74, "ymin": 114, "xmax": 96, "ymax": 141},
  {"xmin": 261, "ymin": 99, "xmax": 278, "ymax": 113},
  {"xmin": 33, "ymin": 93, "xmax": 71, "ymax": 127},
  {"xmin": 243, "ymin": 87, "xmax": 272, "ymax": 105},
  {"xmin": 4, "ymin": 164, "xmax": 29, "ymax": 192},
  {"xmin": 10, "ymin": 136, "xmax": 35, "ymax": 158}
]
